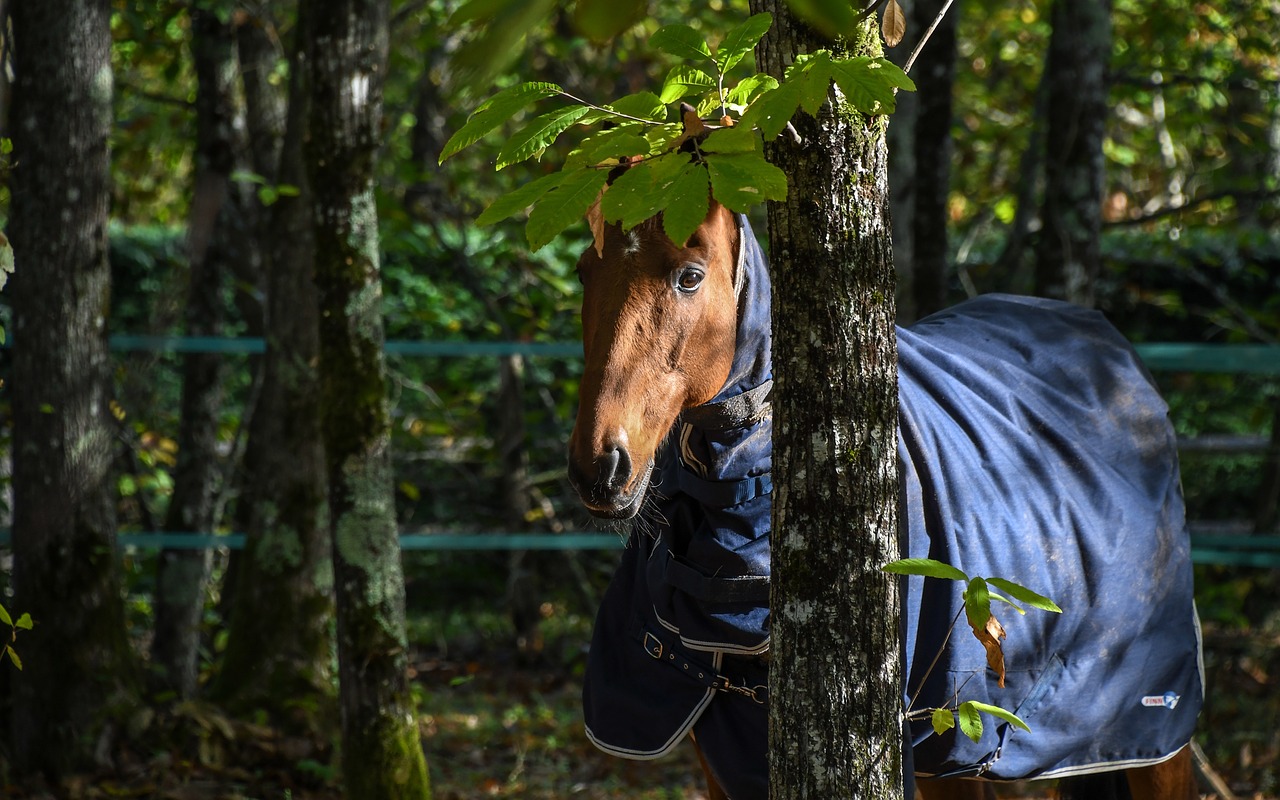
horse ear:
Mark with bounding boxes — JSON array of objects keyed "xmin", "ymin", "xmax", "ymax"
[{"xmin": 586, "ymin": 186, "xmax": 608, "ymax": 257}]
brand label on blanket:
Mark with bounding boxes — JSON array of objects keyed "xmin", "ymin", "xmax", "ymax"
[{"xmin": 1140, "ymin": 692, "xmax": 1181, "ymax": 709}]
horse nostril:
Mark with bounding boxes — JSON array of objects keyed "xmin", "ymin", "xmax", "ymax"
[{"xmin": 604, "ymin": 444, "xmax": 632, "ymax": 490}]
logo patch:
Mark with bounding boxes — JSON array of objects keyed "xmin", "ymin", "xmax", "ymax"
[{"xmin": 1141, "ymin": 692, "xmax": 1180, "ymax": 709}]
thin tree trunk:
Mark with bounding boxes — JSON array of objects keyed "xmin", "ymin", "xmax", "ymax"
[
  {"xmin": 213, "ymin": 4, "xmax": 334, "ymax": 723},
  {"xmin": 304, "ymin": 0, "xmax": 431, "ymax": 795},
  {"xmin": 7, "ymin": 0, "xmax": 138, "ymax": 777},
  {"xmin": 909, "ymin": 0, "xmax": 958, "ymax": 320},
  {"xmin": 151, "ymin": 7, "xmax": 243, "ymax": 699},
  {"xmin": 1033, "ymin": 0, "xmax": 1111, "ymax": 306},
  {"xmin": 752, "ymin": 3, "xmax": 904, "ymax": 797}
]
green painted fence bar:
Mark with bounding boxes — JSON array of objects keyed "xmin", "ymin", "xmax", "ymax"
[
  {"xmin": 100, "ymin": 336, "xmax": 1280, "ymax": 373},
  {"xmin": 2, "ymin": 530, "xmax": 1277, "ymax": 565},
  {"xmin": 1132, "ymin": 343, "xmax": 1280, "ymax": 375}
]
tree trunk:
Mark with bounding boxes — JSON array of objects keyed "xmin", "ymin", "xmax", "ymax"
[
  {"xmin": 304, "ymin": 0, "xmax": 432, "ymax": 795},
  {"xmin": 1033, "ymin": 0, "xmax": 1111, "ymax": 306},
  {"xmin": 7, "ymin": 0, "xmax": 138, "ymax": 777},
  {"xmin": 751, "ymin": 4, "xmax": 904, "ymax": 798},
  {"xmin": 213, "ymin": 4, "xmax": 335, "ymax": 724},
  {"xmin": 151, "ymin": 6, "xmax": 245, "ymax": 699},
  {"xmin": 909, "ymin": 0, "xmax": 959, "ymax": 320}
]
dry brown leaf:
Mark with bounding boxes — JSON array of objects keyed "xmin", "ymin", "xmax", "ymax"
[
  {"xmin": 969, "ymin": 612, "xmax": 1007, "ymax": 687},
  {"xmin": 882, "ymin": 0, "xmax": 906, "ymax": 48},
  {"xmin": 585, "ymin": 189, "xmax": 608, "ymax": 258}
]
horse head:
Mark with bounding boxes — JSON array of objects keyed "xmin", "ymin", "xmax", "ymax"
[{"xmin": 567, "ymin": 196, "xmax": 742, "ymax": 519}]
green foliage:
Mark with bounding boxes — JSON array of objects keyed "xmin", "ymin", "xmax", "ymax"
[
  {"xmin": 884, "ymin": 557, "xmax": 1058, "ymax": 742},
  {"xmin": 0, "ymin": 601, "xmax": 34, "ymax": 671},
  {"xmin": 441, "ymin": 14, "xmax": 914, "ymax": 251}
]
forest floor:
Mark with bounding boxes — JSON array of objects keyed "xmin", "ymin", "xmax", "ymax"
[{"xmin": 4, "ymin": 612, "xmax": 1277, "ymax": 799}]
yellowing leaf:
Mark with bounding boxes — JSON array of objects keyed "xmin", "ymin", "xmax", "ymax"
[
  {"xmin": 930, "ymin": 707, "xmax": 955, "ymax": 735},
  {"xmin": 6, "ymin": 645, "xmax": 21, "ymax": 671},
  {"xmin": 882, "ymin": 0, "xmax": 906, "ymax": 48}
]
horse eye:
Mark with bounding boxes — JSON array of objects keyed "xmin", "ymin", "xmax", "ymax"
[{"xmin": 675, "ymin": 267, "xmax": 705, "ymax": 294}]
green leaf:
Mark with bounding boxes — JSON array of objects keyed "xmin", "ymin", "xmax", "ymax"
[
  {"xmin": 988, "ymin": 591, "xmax": 1027, "ymax": 615},
  {"xmin": 965, "ymin": 700, "xmax": 1032, "ymax": 733},
  {"xmin": 963, "ymin": 576, "xmax": 992, "ymax": 631},
  {"xmin": 14, "ymin": 613, "xmax": 32, "ymax": 631},
  {"xmin": 439, "ymin": 82, "xmax": 562, "ymax": 164},
  {"xmin": 715, "ymin": 13, "xmax": 772, "ymax": 74},
  {"xmin": 0, "ymin": 137, "xmax": 12, "ymax": 155},
  {"xmin": 585, "ymin": 132, "xmax": 654, "ymax": 163},
  {"xmin": 0, "ymin": 231, "xmax": 13, "ymax": 293},
  {"xmin": 930, "ymin": 707, "xmax": 956, "ymax": 735},
  {"xmin": 882, "ymin": 558, "xmax": 970, "ymax": 582},
  {"xmin": 573, "ymin": 0, "xmax": 645, "ymax": 41},
  {"xmin": 475, "ymin": 170, "xmax": 567, "ymax": 226},
  {"xmin": 496, "ymin": 105, "xmax": 591, "ymax": 170},
  {"xmin": 706, "ymin": 152, "xmax": 787, "ymax": 212},
  {"xmin": 793, "ymin": 52, "xmax": 836, "ymax": 116},
  {"xmin": 650, "ymin": 23, "xmax": 712, "ymax": 64},
  {"xmin": 645, "ymin": 124, "xmax": 684, "ymax": 152},
  {"xmin": 701, "ymin": 126, "xmax": 759, "ymax": 155},
  {"xmin": 525, "ymin": 168, "xmax": 610, "ymax": 251},
  {"xmin": 956, "ymin": 701, "xmax": 984, "ymax": 742},
  {"xmin": 985, "ymin": 577, "xmax": 1063, "ymax": 613},
  {"xmin": 660, "ymin": 66, "xmax": 716, "ymax": 104},
  {"xmin": 739, "ymin": 78, "xmax": 805, "ymax": 140},
  {"xmin": 663, "ymin": 163, "xmax": 711, "ymax": 247},
  {"xmin": 0, "ymin": 603, "xmax": 10, "ymax": 627},
  {"xmin": 602, "ymin": 154, "xmax": 692, "ymax": 230},
  {"xmin": 724, "ymin": 74, "xmax": 780, "ymax": 110},
  {"xmin": 6, "ymin": 646, "xmax": 21, "ymax": 671},
  {"xmin": 831, "ymin": 57, "xmax": 908, "ymax": 115},
  {"xmin": 787, "ymin": 0, "xmax": 859, "ymax": 37},
  {"xmin": 608, "ymin": 91, "xmax": 667, "ymax": 122}
]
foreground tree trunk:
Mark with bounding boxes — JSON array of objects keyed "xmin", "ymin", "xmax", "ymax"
[
  {"xmin": 1033, "ymin": 0, "xmax": 1111, "ymax": 306},
  {"xmin": 151, "ymin": 7, "xmax": 244, "ymax": 699},
  {"xmin": 752, "ymin": 3, "xmax": 904, "ymax": 797},
  {"xmin": 304, "ymin": 0, "xmax": 432, "ymax": 795},
  {"xmin": 214, "ymin": 6, "xmax": 334, "ymax": 723},
  {"xmin": 7, "ymin": 0, "xmax": 138, "ymax": 777}
]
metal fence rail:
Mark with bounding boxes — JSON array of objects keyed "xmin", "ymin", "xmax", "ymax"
[{"xmin": 3, "ymin": 337, "xmax": 1274, "ymax": 566}]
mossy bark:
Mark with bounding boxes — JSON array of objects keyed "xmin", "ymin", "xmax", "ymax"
[
  {"xmin": 214, "ymin": 6, "xmax": 335, "ymax": 726},
  {"xmin": 305, "ymin": 0, "xmax": 431, "ymax": 796},
  {"xmin": 751, "ymin": 3, "xmax": 904, "ymax": 798},
  {"xmin": 7, "ymin": 0, "xmax": 139, "ymax": 778}
]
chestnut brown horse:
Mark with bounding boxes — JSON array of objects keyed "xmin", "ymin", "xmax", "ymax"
[{"xmin": 569, "ymin": 197, "xmax": 1201, "ymax": 800}]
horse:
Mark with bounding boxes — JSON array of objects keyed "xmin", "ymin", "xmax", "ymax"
[{"xmin": 567, "ymin": 195, "xmax": 1203, "ymax": 799}]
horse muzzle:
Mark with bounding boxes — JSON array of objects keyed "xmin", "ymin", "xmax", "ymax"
[{"xmin": 568, "ymin": 448, "xmax": 654, "ymax": 520}]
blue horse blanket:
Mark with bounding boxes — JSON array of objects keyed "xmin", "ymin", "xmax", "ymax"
[{"xmin": 582, "ymin": 218, "xmax": 1203, "ymax": 798}]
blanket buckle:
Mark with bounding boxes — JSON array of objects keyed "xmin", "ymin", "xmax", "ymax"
[{"xmin": 643, "ymin": 632, "xmax": 664, "ymax": 660}]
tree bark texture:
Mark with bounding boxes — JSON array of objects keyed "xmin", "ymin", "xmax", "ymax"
[
  {"xmin": 751, "ymin": 3, "xmax": 904, "ymax": 798},
  {"xmin": 1033, "ymin": 0, "xmax": 1111, "ymax": 307},
  {"xmin": 304, "ymin": 0, "xmax": 432, "ymax": 795},
  {"xmin": 908, "ymin": 0, "xmax": 958, "ymax": 320},
  {"xmin": 7, "ymin": 0, "xmax": 138, "ymax": 777},
  {"xmin": 151, "ymin": 7, "xmax": 246, "ymax": 700},
  {"xmin": 214, "ymin": 7, "xmax": 335, "ymax": 724}
]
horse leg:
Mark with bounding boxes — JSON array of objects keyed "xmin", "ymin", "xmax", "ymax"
[
  {"xmin": 1125, "ymin": 745, "xmax": 1198, "ymax": 800},
  {"xmin": 690, "ymin": 734, "xmax": 730, "ymax": 800},
  {"xmin": 918, "ymin": 778, "xmax": 997, "ymax": 800}
]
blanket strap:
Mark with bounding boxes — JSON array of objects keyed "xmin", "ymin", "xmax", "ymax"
[
  {"xmin": 641, "ymin": 629, "xmax": 767, "ymax": 704},
  {"xmin": 665, "ymin": 554, "xmax": 771, "ymax": 604},
  {"xmin": 679, "ymin": 379, "xmax": 772, "ymax": 432}
]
